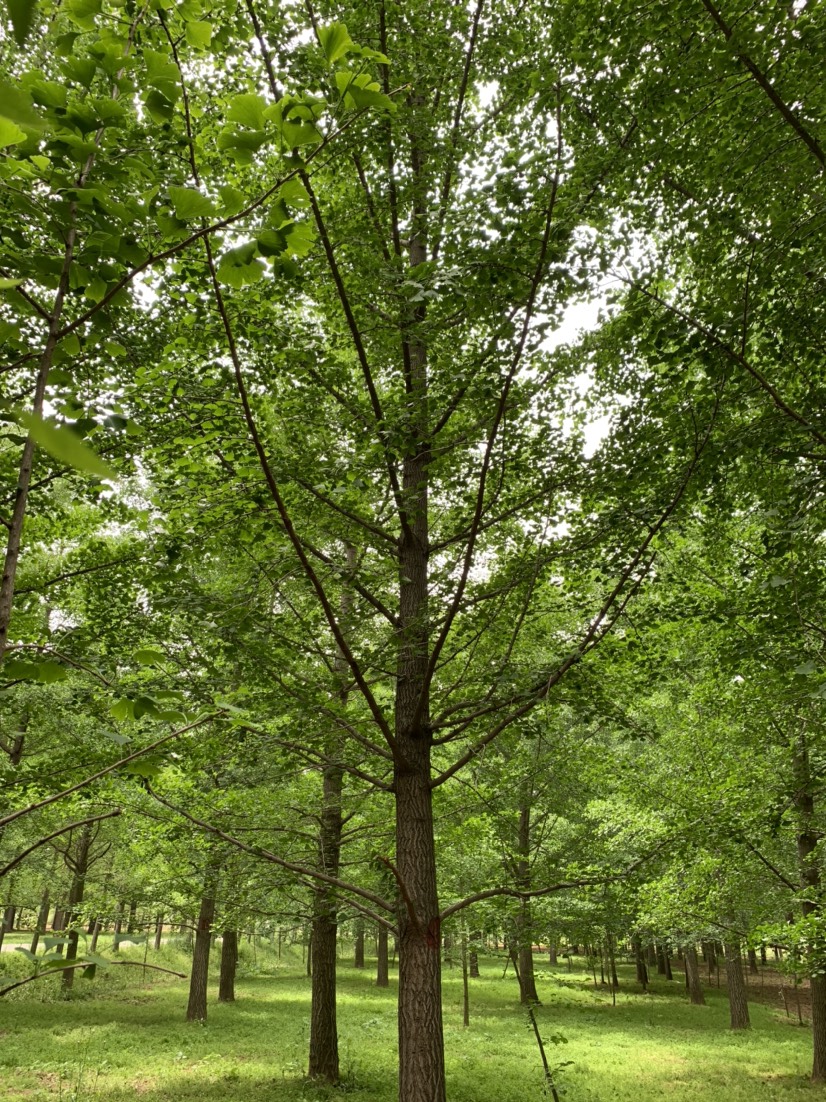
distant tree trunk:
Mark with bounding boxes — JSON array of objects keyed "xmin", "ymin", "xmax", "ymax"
[
  {"xmin": 62, "ymin": 825, "xmax": 93, "ymax": 991},
  {"xmin": 218, "ymin": 929, "xmax": 238, "ymax": 1002},
  {"xmin": 469, "ymin": 937, "xmax": 480, "ymax": 978},
  {"xmin": 30, "ymin": 887, "xmax": 49, "ymax": 954},
  {"xmin": 186, "ymin": 881, "xmax": 216, "ymax": 1021},
  {"xmin": 549, "ymin": 941, "xmax": 558, "ymax": 966},
  {"xmin": 634, "ymin": 937, "xmax": 648, "ymax": 990},
  {"xmin": 154, "ymin": 913, "xmax": 164, "ymax": 951},
  {"xmin": 461, "ymin": 933, "xmax": 470, "ymax": 1027},
  {"xmin": 606, "ymin": 932, "xmax": 619, "ymax": 989},
  {"xmin": 684, "ymin": 946, "xmax": 706, "ymax": 1006},
  {"xmin": 747, "ymin": 947, "xmax": 758, "ymax": 974},
  {"xmin": 724, "ymin": 942, "xmax": 750, "ymax": 1029},
  {"xmin": 646, "ymin": 943, "xmax": 656, "ymax": 966},
  {"xmin": 376, "ymin": 924, "xmax": 389, "ymax": 988},
  {"xmin": 127, "ymin": 900, "xmax": 138, "ymax": 933},
  {"xmin": 656, "ymin": 942, "xmax": 667, "ymax": 975},
  {"xmin": 704, "ymin": 940, "xmax": 716, "ymax": 979},
  {"xmin": 354, "ymin": 916, "xmax": 365, "ymax": 968}
]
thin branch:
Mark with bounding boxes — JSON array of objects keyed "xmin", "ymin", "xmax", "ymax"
[
  {"xmin": 0, "ymin": 713, "xmax": 218, "ymax": 830},
  {"xmin": 0, "ymin": 809, "xmax": 121, "ymax": 878}
]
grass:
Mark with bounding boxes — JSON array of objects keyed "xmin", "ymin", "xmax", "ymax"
[{"xmin": 0, "ymin": 939, "xmax": 820, "ymax": 1101}]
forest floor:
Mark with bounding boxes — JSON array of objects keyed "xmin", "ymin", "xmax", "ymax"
[{"xmin": 0, "ymin": 942, "xmax": 819, "ymax": 1102}]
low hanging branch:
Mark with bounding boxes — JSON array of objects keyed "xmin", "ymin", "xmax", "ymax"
[
  {"xmin": 0, "ymin": 808, "xmax": 121, "ymax": 878},
  {"xmin": 0, "ymin": 960, "xmax": 187, "ymax": 997}
]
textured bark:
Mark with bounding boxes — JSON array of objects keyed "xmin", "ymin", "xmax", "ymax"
[
  {"xmin": 62, "ymin": 826, "xmax": 92, "ymax": 991},
  {"xmin": 376, "ymin": 924, "xmax": 389, "ymax": 988},
  {"xmin": 395, "ymin": 744, "xmax": 444, "ymax": 1102},
  {"xmin": 684, "ymin": 946, "xmax": 706, "ymax": 1005},
  {"xmin": 218, "ymin": 929, "xmax": 238, "ymax": 1002},
  {"xmin": 724, "ymin": 942, "xmax": 750, "ymax": 1029},
  {"xmin": 309, "ymin": 762, "xmax": 343, "ymax": 1080},
  {"xmin": 186, "ymin": 886, "xmax": 216, "ymax": 1021},
  {"xmin": 549, "ymin": 942, "xmax": 558, "ymax": 966}
]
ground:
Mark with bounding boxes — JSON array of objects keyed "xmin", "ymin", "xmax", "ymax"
[{"xmin": 0, "ymin": 942, "xmax": 820, "ymax": 1101}]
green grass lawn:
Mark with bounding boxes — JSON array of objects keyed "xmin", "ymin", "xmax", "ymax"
[{"xmin": 0, "ymin": 941, "xmax": 819, "ymax": 1101}]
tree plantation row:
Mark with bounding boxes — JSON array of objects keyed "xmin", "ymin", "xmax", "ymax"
[{"xmin": 1, "ymin": 0, "xmax": 825, "ymax": 1099}]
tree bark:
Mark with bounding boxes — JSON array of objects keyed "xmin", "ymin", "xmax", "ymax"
[
  {"xmin": 684, "ymin": 946, "xmax": 706, "ymax": 1006},
  {"xmin": 186, "ymin": 884, "xmax": 216, "ymax": 1021},
  {"xmin": 218, "ymin": 929, "xmax": 238, "ymax": 1002},
  {"xmin": 724, "ymin": 941, "xmax": 750, "ymax": 1029},
  {"xmin": 309, "ymin": 760, "xmax": 343, "ymax": 1080},
  {"xmin": 634, "ymin": 937, "xmax": 648, "ymax": 989},
  {"xmin": 154, "ymin": 913, "xmax": 164, "ymax": 951},
  {"xmin": 113, "ymin": 901, "xmax": 125, "ymax": 951}
]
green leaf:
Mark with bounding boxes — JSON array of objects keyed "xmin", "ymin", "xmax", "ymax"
[
  {"xmin": 227, "ymin": 93, "xmax": 267, "ymax": 129},
  {"xmin": 0, "ymin": 79, "xmax": 41, "ymax": 127},
  {"xmin": 0, "ymin": 117, "xmax": 27, "ymax": 147},
  {"xmin": 5, "ymin": 0, "xmax": 37, "ymax": 45},
  {"xmin": 318, "ymin": 22, "xmax": 354, "ymax": 63},
  {"xmin": 0, "ymin": 277, "xmax": 24, "ymax": 289},
  {"xmin": 16, "ymin": 412, "xmax": 116, "ymax": 480},
  {"xmin": 2, "ymin": 659, "xmax": 39, "ymax": 680},
  {"xmin": 110, "ymin": 697, "xmax": 134, "ymax": 722},
  {"xmin": 37, "ymin": 660, "xmax": 67, "ymax": 683},
  {"xmin": 334, "ymin": 71, "xmax": 395, "ymax": 112},
  {"xmin": 15, "ymin": 947, "xmax": 37, "ymax": 962},
  {"xmin": 101, "ymin": 729, "xmax": 131, "ymax": 745},
  {"xmin": 168, "ymin": 186, "xmax": 214, "ymax": 221},
  {"xmin": 134, "ymin": 647, "xmax": 165, "ymax": 665},
  {"xmin": 185, "ymin": 20, "xmax": 212, "ymax": 48}
]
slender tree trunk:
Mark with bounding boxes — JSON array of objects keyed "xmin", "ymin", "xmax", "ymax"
[
  {"xmin": 549, "ymin": 941, "xmax": 558, "ymax": 966},
  {"xmin": 354, "ymin": 916, "xmax": 365, "ymax": 968},
  {"xmin": 186, "ymin": 883, "xmax": 216, "ymax": 1021},
  {"xmin": 634, "ymin": 937, "xmax": 648, "ymax": 990},
  {"xmin": 127, "ymin": 900, "xmax": 138, "ymax": 933},
  {"xmin": 747, "ymin": 947, "xmax": 758, "ymax": 974},
  {"xmin": 461, "ymin": 933, "xmax": 470, "ymax": 1027},
  {"xmin": 309, "ymin": 761, "xmax": 343, "ymax": 1080},
  {"xmin": 606, "ymin": 932, "xmax": 619, "ymax": 989},
  {"xmin": 513, "ymin": 801, "xmax": 539, "ymax": 1004},
  {"xmin": 154, "ymin": 913, "xmax": 164, "ymax": 951},
  {"xmin": 62, "ymin": 826, "xmax": 92, "ymax": 991},
  {"xmin": 218, "ymin": 929, "xmax": 238, "ymax": 1002},
  {"xmin": 376, "ymin": 924, "xmax": 389, "ymax": 988},
  {"xmin": 685, "ymin": 946, "xmax": 706, "ymax": 1006},
  {"xmin": 724, "ymin": 941, "xmax": 750, "ymax": 1029}
]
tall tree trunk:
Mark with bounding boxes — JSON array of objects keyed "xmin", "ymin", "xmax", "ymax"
[
  {"xmin": 747, "ymin": 947, "xmax": 758, "ymax": 974},
  {"xmin": 309, "ymin": 760, "xmax": 343, "ymax": 1080},
  {"xmin": 376, "ymin": 924, "xmax": 389, "ymax": 988},
  {"xmin": 218, "ymin": 929, "xmax": 238, "ymax": 1002},
  {"xmin": 186, "ymin": 882, "xmax": 216, "ymax": 1021},
  {"xmin": 792, "ymin": 733, "xmax": 826, "ymax": 1080},
  {"xmin": 684, "ymin": 946, "xmax": 706, "ymax": 1006},
  {"xmin": 62, "ymin": 826, "xmax": 93, "ymax": 991},
  {"xmin": 724, "ymin": 941, "xmax": 750, "ymax": 1029},
  {"xmin": 154, "ymin": 913, "xmax": 164, "ymax": 951}
]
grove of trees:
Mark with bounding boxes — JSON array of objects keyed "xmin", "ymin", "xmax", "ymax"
[{"xmin": 1, "ymin": 0, "xmax": 826, "ymax": 1099}]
